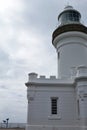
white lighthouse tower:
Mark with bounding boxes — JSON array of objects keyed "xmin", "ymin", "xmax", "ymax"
[
  {"xmin": 25, "ymin": 6, "xmax": 87, "ymax": 130},
  {"xmin": 52, "ymin": 5, "xmax": 87, "ymax": 78}
]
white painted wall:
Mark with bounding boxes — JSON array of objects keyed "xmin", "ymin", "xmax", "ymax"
[
  {"xmin": 27, "ymin": 85, "xmax": 76, "ymax": 125},
  {"xmin": 53, "ymin": 32, "xmax": 87, "ymax": 78},
  {"xmin": 26, "ymin": 71, "xmax": 87, "ymax": 130},
  {"xmin": 27, "ymin": 86, "xmax": 77, "ymax": 130}
]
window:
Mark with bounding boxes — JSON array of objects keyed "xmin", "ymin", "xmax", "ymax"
[
  {"xmin": 61, "ymin": 11, "xmax": 80, "ymax": 23},
  {"xmin": 77, "ymin": 100, "xmax": 80, "ymax": 117},
  {"xmin": 48, "ymin": 97, "xmax": 61, "ymax": 120},
  {"xmin": 51, "ymin": 98, "xmax": 58, "ymax": 115}
]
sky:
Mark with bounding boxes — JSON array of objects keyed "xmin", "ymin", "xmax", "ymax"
[{"xmin": 0, "ymin": 0, "xmax": 87, "ymax": 123}]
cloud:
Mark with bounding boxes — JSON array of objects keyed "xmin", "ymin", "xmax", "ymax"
[
  {"xmin": 0, "ymin": 82, "xmax": 27, "ymax": 123},
  {"xmin": 0, "ymin": 85, "xmax": 8, "ymax": 90}
]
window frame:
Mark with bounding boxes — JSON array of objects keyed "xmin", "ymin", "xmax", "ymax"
[{"xmin": 48, "ymin": 97, "xmax": 61, "ymax": 120}]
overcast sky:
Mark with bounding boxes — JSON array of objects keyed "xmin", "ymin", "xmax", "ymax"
[{"xmin": 0, "ymin": 0, "xmax": 87, "ymax": 123}]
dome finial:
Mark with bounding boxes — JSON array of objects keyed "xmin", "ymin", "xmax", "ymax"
[
  {"xmin": 66, "ymin": 1, "xmax": 70, "ymax": 6},
  {"xmin": 64, "ymin": 1, "xmax": 73, "ymax": 10},
  {"xmin": 65, "ymin": 1, "xmax": 71, "ymax": 8}
]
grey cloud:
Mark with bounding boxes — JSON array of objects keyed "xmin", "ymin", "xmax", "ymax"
[
  {"xmin": 0, "ymin": 85, "xmax": 8, "ymax": 90},
  {"xmin": 0, "ymin": 49, "xmax": 10, "ymax": 78}
]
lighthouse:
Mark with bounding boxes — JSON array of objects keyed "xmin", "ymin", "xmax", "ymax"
[
  {"xmin": 25, "ymin": 6, "xmax": 87, "ymax": 130},
  {"xmin": 52, "ymin": 5, "xmax": 87, "ymax": 78}
]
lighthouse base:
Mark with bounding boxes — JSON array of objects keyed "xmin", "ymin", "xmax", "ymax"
[{"xmin": 26, "ymin": 124, "xmax": 87, "ymax": 130}]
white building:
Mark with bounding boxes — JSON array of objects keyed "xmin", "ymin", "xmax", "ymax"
[{"xmin": 25, "ymin": 6, "xmax": 87, "ymax": 130}]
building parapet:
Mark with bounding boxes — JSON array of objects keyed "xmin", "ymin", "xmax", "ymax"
[
  {"xmin": 26, "ymin": 66, "xmax": 87, "ymax": 87},
  {"xmin": 25, "ymin": 72, "xmax": 74, "ymax": 87},
  {"xmin": 28, "ymin": 73, "xmax": 57, "ymax": 81}
]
